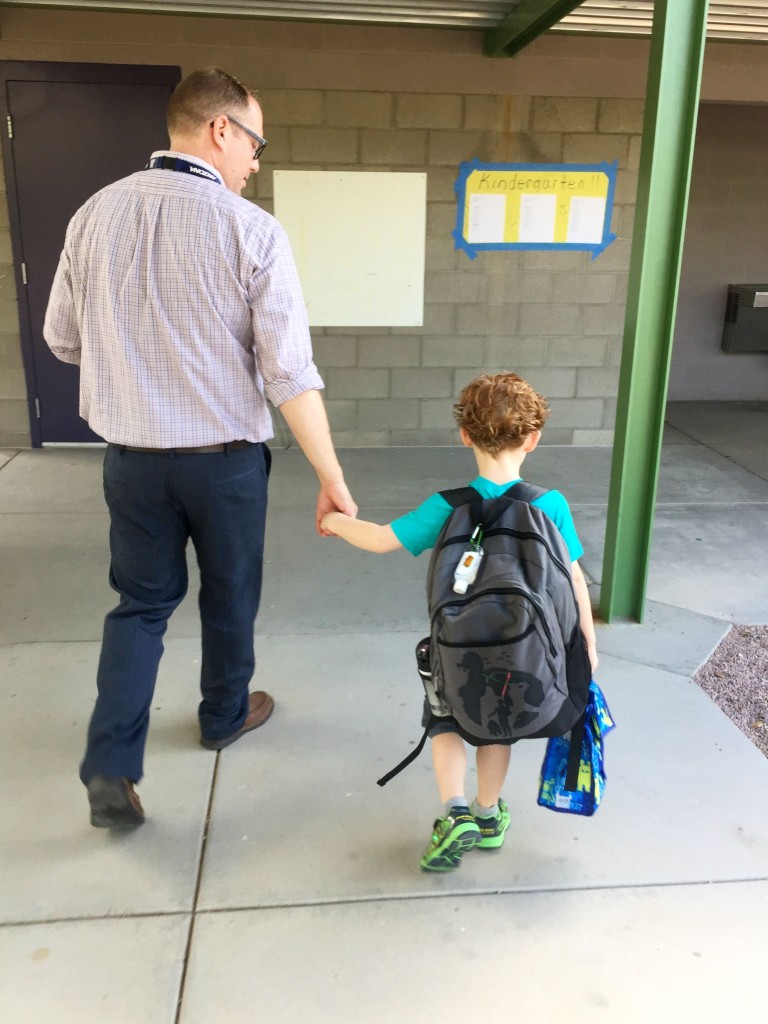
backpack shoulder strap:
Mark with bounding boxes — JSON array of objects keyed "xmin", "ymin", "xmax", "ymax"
[
  {"xmin": 438, "ymin": 485, "xmax": 483, "ymax": 509},
  {"xmin": 439, "ymin": 482, "xmax": 551, "ymax": 509},
  {"xmin": 503, "ymin": 480, "xmax": 550, "ymax": 505}
]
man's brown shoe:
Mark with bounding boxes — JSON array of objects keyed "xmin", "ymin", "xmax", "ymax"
[
  {"xmin": 87, "ymin": 775, "xmax": 145, "ymax": 829},
  {"xmin": 200, "ymin": 691, "xmax": 275, "ymax": 751}
]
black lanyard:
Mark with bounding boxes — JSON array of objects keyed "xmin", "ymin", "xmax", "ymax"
[{"xmin": 146, "ymin": 155, "xmax": 222, "ymax": 184}]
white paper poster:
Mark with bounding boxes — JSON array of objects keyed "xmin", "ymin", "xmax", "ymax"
[
  {"xmin": 519, "ymin": 194, "xmax": 557, "ymax": 243},
  {"xmin": 567, "ymin": 196, "xmax": 607, "ymax": 244},
  {"xmin": 467, "ymin": 193, "xmax": 506, "ymax": 243}
]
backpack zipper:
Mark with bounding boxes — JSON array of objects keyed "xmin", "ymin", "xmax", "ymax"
[
  {"xmin": 438, "ymin": 534, "xmax": 474, "ymax": 550},
  {"xmin": 437, "ymin": 527, "xmax": 570, "ymax": 581},
  {"xmin": 431, "ymin": 586, "xmax": 559, "ymax": 659},
  {"xmin": 437, "ymin": 622, "xmax": 537, "ymax": 648},
  {"xmin": 481, "ymin": 526, "xmax": 571, "ymax": 579}
]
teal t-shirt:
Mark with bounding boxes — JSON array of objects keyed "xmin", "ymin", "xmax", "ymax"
[{"xmin": 390, "ymin": 476, "xmax": 583, "ymax": 561}]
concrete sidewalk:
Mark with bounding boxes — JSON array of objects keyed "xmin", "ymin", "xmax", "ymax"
[{"xmin": 1, "ymin": 401, "xmax": 767, "ymax": 1023}]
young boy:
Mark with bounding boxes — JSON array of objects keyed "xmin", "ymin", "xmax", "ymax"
[{"xmin": 321, "ymin": 373, "xmax": 598, "ymax": 872}]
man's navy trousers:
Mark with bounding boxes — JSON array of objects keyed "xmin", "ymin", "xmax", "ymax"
[{"xmin": 79, "ymin": 441, "xmax": 271, "ymax": 784}]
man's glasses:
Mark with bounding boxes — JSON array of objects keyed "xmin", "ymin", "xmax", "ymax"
[{"xmin": 226, "ymin": 115, "xmax": 268, "ymax": 160}]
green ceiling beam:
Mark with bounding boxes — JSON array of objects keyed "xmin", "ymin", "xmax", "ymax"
[
  {"xmin": 484, "ymin": 0, "xmax": 584, "ymax": 57},
  {"xmin": 599, "ymin": 0, "xmax": 710, "ymax": 622}
]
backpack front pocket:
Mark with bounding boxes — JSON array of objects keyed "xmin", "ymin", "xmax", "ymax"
[{"xmin": 434, "ymin": 590, "xmax": 566, "ymax": 739}]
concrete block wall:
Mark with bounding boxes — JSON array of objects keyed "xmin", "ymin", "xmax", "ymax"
[
  {"xmin": 0, "ymin": 10, "xmax": 766, "ymax": 447},
  {"xmin": 247, "ymin": 91, "xmax": 643, "ymax": 446},
  {"xmin": 0, "ymin": 87, "xmax": 641, "ymax": 448},
  {"xmin": 669, "ymin": 103, "xmax": 768, "ymax": 401}
]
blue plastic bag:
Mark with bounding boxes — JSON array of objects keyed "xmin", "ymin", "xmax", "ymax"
[{"xmin": 537, "ymin": 681, "xmax": 615, "ymax": 816}]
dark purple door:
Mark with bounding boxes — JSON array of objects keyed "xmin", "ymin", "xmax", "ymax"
[{"xmin": 0, "ymin": 62, "xmax": 180, "ymax": 444}]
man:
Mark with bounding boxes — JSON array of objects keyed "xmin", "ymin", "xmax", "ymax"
[{"xmin": 44, "ymin": 67, "xmax": 357, "ymax": 830}]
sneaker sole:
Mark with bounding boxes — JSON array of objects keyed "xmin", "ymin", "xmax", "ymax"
[
  {"xmin": 477, "ymin": 829, "xmax": 509, "ymax": 850},
  {"xmin": 420, "ymin": 827, "xmax": 482, "ymax": 872}
]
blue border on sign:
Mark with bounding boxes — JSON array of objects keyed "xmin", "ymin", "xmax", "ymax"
[{"xmin": 453, "ymin": 158, "xmax": 618, "ymax": 261}]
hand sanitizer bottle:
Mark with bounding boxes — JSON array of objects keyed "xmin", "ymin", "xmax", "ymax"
[{"xmin": 453, "ymin": 526, "xmax": 483, "ymax": 594}]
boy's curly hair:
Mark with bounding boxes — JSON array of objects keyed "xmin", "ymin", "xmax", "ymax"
[{"xmin": 453, "ymin": 373, "xmax": 550, "ymax": 455}]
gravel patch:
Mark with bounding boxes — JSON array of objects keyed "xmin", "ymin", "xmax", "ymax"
[{"xmin": 694, "ymin": 625, "xmax": 768, "ymax": 758}]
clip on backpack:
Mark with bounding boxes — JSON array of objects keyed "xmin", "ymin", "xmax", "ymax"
[{"xmin": 377, "ymin": 481, "xmax": 592, "ymax": 786}]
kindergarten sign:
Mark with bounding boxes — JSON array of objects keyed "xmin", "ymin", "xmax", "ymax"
[{"xmin": 453, "ymin": 159, "xmax": 617, "ymax": 260}]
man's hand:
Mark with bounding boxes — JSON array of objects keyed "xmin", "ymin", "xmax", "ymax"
[
  {"xmin": 278, "ymin": 390, "xmax": 358, "ymax": 536},
  {"xmin": 316, "ymin": 480, "xmax": 357, "ymax": 536}
]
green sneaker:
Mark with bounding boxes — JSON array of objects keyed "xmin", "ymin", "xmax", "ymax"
[
  {"xmin": 419, "ymin": 807, "xmax": 481, "ymax": 872},
  {"xmin": 474, "ymin": 799, "xmax": 511, "ymax": 850}
]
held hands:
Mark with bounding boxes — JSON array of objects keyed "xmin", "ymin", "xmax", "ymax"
[
  {"xmin": 316, "ymin": 481, "xmax": 357, "ymax": 536},
  {"xmin": 320, "ymin": 510, "xmax": 344, "ymax": 536}
]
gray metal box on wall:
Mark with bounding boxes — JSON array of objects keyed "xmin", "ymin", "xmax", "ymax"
[{"xmin": 722, "ymin": 284, "xmax": 768, "ymax": 352}]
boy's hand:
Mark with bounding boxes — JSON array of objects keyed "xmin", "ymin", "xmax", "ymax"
[
  {"xmin": 320, "ymin": 510, "xmax": 345, "ymax": 536},
  {"xmin": 317, "ymin": 513, "xmax": 402, "ymax": 553}
]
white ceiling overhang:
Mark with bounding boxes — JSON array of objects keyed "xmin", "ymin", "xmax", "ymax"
[
  {"xmin": 560, "ymin": 1, "xmax": 768, "ymax": 42},
  {"xmin": 11, "ymin": 1, "xmax": 523, "ymax": 30},
  {"xmin": 1, "ymin": 1, "xmax": 767, "ymax": 47}
]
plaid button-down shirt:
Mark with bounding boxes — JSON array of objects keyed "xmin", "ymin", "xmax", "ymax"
[{"xmin": 44, "ymin": 151, "xmax": 323, "ymax": 447}]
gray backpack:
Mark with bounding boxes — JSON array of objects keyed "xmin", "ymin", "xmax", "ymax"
[{"xmin": 378, "ymin": 482, "xmax": 591, "ymax": 786}]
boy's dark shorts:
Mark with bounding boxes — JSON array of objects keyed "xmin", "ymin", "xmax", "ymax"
[{"xmin": 421, "ymin": 698, "xmax": 517, "ymax": 747}]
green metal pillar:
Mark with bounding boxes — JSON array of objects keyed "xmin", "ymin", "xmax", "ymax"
[{"xmin": 599, "ymin": 0, "xmax": 710, "ymax": 623}]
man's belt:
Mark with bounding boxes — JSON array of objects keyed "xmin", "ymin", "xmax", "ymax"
[{"xmin": 118, "ymin": 439, "xmax": 252, "ymax": 454}]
